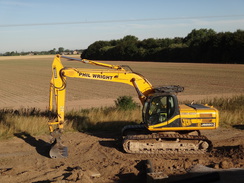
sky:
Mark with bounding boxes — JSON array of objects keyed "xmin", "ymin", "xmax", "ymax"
[{"xmin": 0, "ymin": 0, "xmax": 244, "ymax": 53}]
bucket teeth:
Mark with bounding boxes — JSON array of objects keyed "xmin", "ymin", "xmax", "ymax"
[
  {"xmin": 49, "ymin": 129, "xmax": 68, "ymax": 158},
  {"xmin": 49, "ymin": 139, "xmax": 68, "ymax": 158}
]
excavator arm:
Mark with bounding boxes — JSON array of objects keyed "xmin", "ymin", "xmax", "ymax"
[{"xmin": 48, "ymin": 55, "xmax": 154, "ymax": 158}]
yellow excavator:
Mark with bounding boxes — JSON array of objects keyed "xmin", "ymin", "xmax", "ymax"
[{"xmin": 48, "ymin": 55, "xmax": 219, "ymax": 158}]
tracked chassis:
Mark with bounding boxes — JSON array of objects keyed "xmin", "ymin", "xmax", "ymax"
[{"xmin": 122, "ymin": 125, "xmax": 212, "ymax": 155}]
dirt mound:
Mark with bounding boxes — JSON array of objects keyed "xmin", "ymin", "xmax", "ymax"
[
  {"xmin": 0, "ymin": 128, "xmax": 243, "ymax": 183},
  {"xmin": 212, "ymin": 145, "xmax": 244, "ymax": 159}
]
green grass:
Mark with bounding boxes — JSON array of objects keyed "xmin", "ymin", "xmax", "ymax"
[{"xmin": 0, "ymin": 95, "xmax": 243, "ymax": 139}]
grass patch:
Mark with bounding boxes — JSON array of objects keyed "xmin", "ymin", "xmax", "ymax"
[
  {"xmin": 0, "ymin": 108, "xmax": 50, "ymax": 139},
  {"xmin": 66, "ymin": 96, "xmax": 141, "ymax": 132},
  {"xmin": 0, "ymin": 101, "xmax": 142, "ymax": 139},
  {"xmin": 0, "ymin": 95, "xmax": 243, "ymax": 139},
  {"xmin": 66, "ymin": 106, "xmax": 141, "ymax": 132}
]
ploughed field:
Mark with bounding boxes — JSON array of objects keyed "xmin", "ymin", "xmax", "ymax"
[
  {"xmin": 0, "ymin": 55, "xmax": 244, "ymax": 182},
  {"xmin": 0, "ymin": 55, "xmax": 243, "ymax": 109}
]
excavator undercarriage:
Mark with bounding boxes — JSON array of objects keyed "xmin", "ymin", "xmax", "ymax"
[{"xmin": 122, "ymin": 125, "xmax": 212, "ymax": 155}]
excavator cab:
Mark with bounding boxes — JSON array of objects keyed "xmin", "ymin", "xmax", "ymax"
[{"xmin": 142, "ymin": 93, "xmax": 179, "ymax": 126}]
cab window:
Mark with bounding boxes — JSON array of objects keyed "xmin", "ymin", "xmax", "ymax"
[{"xmin": 146, "ymin": 95, "xmax": 175, "ymax": 125}]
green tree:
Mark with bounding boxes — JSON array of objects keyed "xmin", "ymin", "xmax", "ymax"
[
  {"xmin": 82, "ymin": 29, "xmax": 244, "ymax": 63},
  {"xmin": 49, "ymin": 48, "xmax": 56, "ymax": 54},
  {"xmin": 139, "ymin": 38, "xmax": 160, "ymax": 49},
  {"xmin": 82, "ymin": 41, "xmax": 110, "ymax": 59},
  {"xmin": 184, "ymin": 28, "xmax": 216, "ymax": 47},
  {"xmin": 58, "ymin": 47, "xmax": 64, "ymax": 53},
  {"xmin": 115, "ymin": 96, "xmax": 139, "ymax": 111},
  {"xmin": 121, "ymin": 35, "xmax": 138, "ymax": 43}
]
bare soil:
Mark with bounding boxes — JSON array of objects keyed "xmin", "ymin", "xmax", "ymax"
[
  {"xmin": 1, "ymin": 55, "xmax": 244, "ymax": 110},
  {"xmin": 0, "ymin": 56, "xmax": 244, "ymax": 182},
  {"xmin": 0, "ymin": 127, "xmax": 243, "ymax": 183}
]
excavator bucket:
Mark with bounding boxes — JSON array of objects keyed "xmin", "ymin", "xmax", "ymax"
[
  {"xmin": 49, "ymin": 138, "xmax": 68, "ymax": 158},
  {"xmin": 49, "ymin": 129, "xmax": 68, "ymax": 158}
]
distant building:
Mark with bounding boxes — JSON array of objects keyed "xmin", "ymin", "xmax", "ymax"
[
  {"xmin": 72, "ymin": 50, "xmax": 78, "ymax": 54},
  {"xmin": 61, "ymin": 50, "xmax": 81, "ymax": 55},
  {"xmin": 28, "ymin": 52, "xmax": 34, "ymax": 56}
]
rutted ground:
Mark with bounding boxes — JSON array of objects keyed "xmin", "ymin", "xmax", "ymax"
[{"xmin": 0, "ymin": 127, "xmax": 243, "ymax": 182}]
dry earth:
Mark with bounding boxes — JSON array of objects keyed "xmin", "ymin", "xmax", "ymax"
[
  {"xmin": 0, "ymin": 127, "xmax": 243, "ymax": 183},
  {"xmin": 0, "ymin": 56, "xmax": 244, "ymax": 182}
]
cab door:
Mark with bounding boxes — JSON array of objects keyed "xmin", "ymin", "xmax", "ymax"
[{"xmin": 143, "ymin": 94, "xmax": 178, "ymax": 126}]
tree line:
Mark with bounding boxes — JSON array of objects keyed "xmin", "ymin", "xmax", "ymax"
[
  {"xmin": 1, "ymin": 47, "xmax": 82, "ymax": 56},
  {"xmin": 82, "ymin": 29, "xmax": 244, "ymax": 64}
]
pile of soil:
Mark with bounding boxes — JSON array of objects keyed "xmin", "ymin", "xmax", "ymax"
[{"xmin": 0, "ymin": 127, "xmax": 243, "ymax": 183}]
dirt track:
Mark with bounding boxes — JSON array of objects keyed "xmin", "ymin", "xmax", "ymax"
[{"xmin": 0, "ymin": 127, "xmax": 243, "ymax": 183}]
